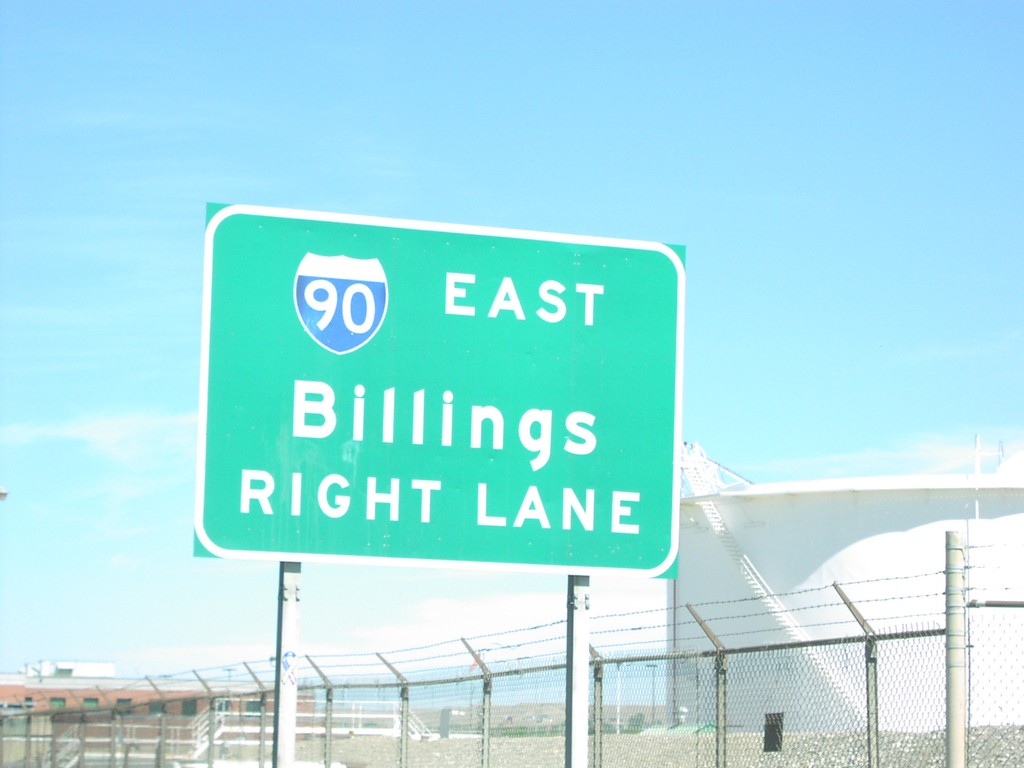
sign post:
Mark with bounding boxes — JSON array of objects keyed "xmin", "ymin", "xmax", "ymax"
[
  {"xmin": 565, "ymin": 574, "xmax": 590, "ymax": 768},
  {"xmin": 271, "ymin": 562, "xmax": 300, "ymax": 768}
]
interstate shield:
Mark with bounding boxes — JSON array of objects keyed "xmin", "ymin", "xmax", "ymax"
[{"xmin": 294, "ymin": 253, "xmax": 389, "ymax": 354}]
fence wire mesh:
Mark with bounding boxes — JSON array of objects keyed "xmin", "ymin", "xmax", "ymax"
[
  {"xmin": 2, "ymin": 563, "xmax": 1022, "ymax": 768},
  {"xmin": 966, "ymin": 607, "xmax": 1024, "ymax": 766}
]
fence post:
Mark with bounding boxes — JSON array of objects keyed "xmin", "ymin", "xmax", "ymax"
[
  {"xmin": 260, "ymin": 691, "xmax": 269, "ymax": 768},
  {"xmin": 79, "ymin": 712, "xmax": 86, "ymax": 768},
  {"xmin": 946, "ymin": 530, "xmax": 967, "ymax": 768},
  {"xmin": 324, "ymin": 683, "xmax": 334, "ymax": 768},
  {"xmin": 49, "ymin": 715, "xmax": 56, "ymax": 768},
  {"xmin": 377, "ymin": 654, "xmax": 409, "ymax": 768},
  {"xmin": 833, "ymin": 582, "xmax": 879, "ymax": 768},
  {"xmin": 687, "ymin": 604, "xmax": 727, "ymax": 768},
  {"xmin": 194, "ymin": 671, "xmax": 217, "ymax": 768},
  {"xmin": 109, "ymin": 710, "xmax": 117, "ymax": 768},
  {"xmin": 243, "ymin": 662, "xmax": 269, "ymax": 768},
  {"xmin": 306, "ymin": 656, "xmax": 335, "ymax": 768},
  {"xmin": 24, "ymin": 713, "xmax": 33, "ymax": 768},
  {"xmin": 461, "ymin": 639, "xmax": 492, "ymax": 768},
  {"xmin": 25, "ymin": 712, "xmax": 34, "ymax": 768},
  {"xmin": 401, "ymin": 686, "xmax": 410, "ymax": 768},
  {"xmin": 210, "ymin": 698, "xmax": 219, "ymax": 767},
  {"xmin": 591, "ymin": 647, "xmax": 603, "ymax": 768},
  {"xmin": 715, "ymin": 652, "xmax": 728, "ymax": 768},
  {"xmin": 865, "ymin": 639, "xmax": 879, "ymax": 768},
  {"xmin": 50, "ymin": 716, "xmax": 59, "ymax": 768},
  {"xmin": 157, "ymin": 710, "xmax": 165, "ymax": 768},
  {"xmin": 145, "ymin": 677, "xmax": 167, "ymax": 768},
  {"xmin": 481, "ymin": 677, "xmax": 492, "ymax": 768}
]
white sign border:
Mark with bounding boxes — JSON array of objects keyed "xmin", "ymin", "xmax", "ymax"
[{"xmin": 196, "ymin": 204, "xmax": 685, "ymax": 577}]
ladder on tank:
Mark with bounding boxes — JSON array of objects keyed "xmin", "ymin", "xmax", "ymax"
[{"xmin": 680, "ymin": 443, "xmax": 864, "ymax": 714}]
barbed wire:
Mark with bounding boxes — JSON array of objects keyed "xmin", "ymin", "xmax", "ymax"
[
  {"xmin": 0, "ymin": 572, "xmax": 971, "ymax": 694},
  {"xmin": 285, "ymin": 577, "xmax": 948, "ymax": 675},
  {"xmin": 968, "ymin": 541, "xmax": 1024, "ymax": 551}
]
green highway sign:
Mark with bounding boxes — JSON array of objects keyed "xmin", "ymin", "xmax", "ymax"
[{"xmin": 196, "ymin": 204, "xmax": 685, "ymax": 576}]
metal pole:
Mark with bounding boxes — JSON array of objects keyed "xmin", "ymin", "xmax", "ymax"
[
  {"xmin": 273, "ymin": 562, "xmax": 302, "ymax": 768},
  {"xmin": 376, "ymin": 654, "xmax": 410, "ymax": 768},
  {"xmin": 616, "ymin": 664, "xmax": 621, "ymax": 735},
  {"xmin": 833, "ymin": 582, "xmax": 879, "ymax": 768},
  {"xmin": 109, "ymin": 710, "xmax": 117, "ymax": 768},
  {"xmin": 461, "ymin": 639, "xmax": 492, "ymax": 768},
  {"xmin": 194, "ymin": 671, "xmax": 216, "ymax": 768},
  {"xmin": 564, "ymin": 574, "xmax": 590, "ymax": 768},
  {"xmin": 946, "ymin": 530, "xmax": 967, "ymax": 768},
  {"xmin": 156, "ymin": 710, "xmax": 165, "ymax": 768},
  {"xmin": 79, "ymin": 712, "xmax": 86, "ymax": 768},
  {"xmin": 648, "ymin": 664, "xmax": 656, "ymax": 725},
  {"xmin": 668, "ymin": 580, "xmax": 681, "ymax": 729},
  {"xmin": 399, "ymin": 686, "xmax": 410, "ymax": 768},
  {"xmin": 145, "ymin": 675, "xmax": 167, "ymax": 768},
  {"xmin": 323, "ymin": 686, "xmax": 333, "ymax": 768},
  {"xmin": 49, "ymin": 715, "xmax": 57, "ymax": 768},
  {"xmin": 24, "ymin": 713, "xmax": 32, "ymax": 768},
  {"xmin": 865, "ymin": 639, "xmax": 879, "ymax": 768},
  {"xmin": 208, "ymin": 698, "xmax": 217, "ymax": 767},
  {"xmin": 243, "ymin": 662, "xmax": 268, "ymax": 768},
  {"xmin": 49, "ymin": 716, "xmax": 59, "ymax": 768},
  {"xmin": 591, "ymin": 648, "xmax": 604, "ymax": 768},
  {"xmin": 715, "ymin": 652, "xmax": 727, "ymax": 768},
  {"xmin": 687, "ymin": 604, "xmax": 726, "ymax": 768},
  {"xmin": 306, "ymin": 657, "xmax": 334, "ymax": 768}
]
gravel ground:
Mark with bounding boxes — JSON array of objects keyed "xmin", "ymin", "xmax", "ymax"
[
  {"xmin": 5, "ymin": 728, "xmax": 1018, "ymax": 768},
  {"xmin": 299, "ymin": 727, "xmax": 1024, "ymax": 768}
]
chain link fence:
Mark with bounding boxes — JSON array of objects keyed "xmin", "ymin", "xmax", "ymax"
[
  {"xmin": 964, "ymin": 539, "xmax": 1024, "ymax": 767},
  {"xmin": 3, "ymin": 551, "xmax": 1022, "ymax": 768}
]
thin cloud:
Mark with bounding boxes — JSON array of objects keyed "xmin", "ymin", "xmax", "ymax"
[
  {"xmin": 741, "ymin": 432, "xmax": 1024, "ymax": 480},
  {"xmin": 1, "ymin": 412, "xmax": 196, "ymax": 467},
  {"xmin": 0, "ymin": 412, "xmax": 198, "ymax": 516},
  {"xmin": 337, "ymin": 581, "xmax": 665, "ymax": 661}
]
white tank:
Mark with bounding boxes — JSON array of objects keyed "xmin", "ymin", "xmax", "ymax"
[{"xmin": 669, "ymin": 442, "xmax": 1024, "ymax": 730}]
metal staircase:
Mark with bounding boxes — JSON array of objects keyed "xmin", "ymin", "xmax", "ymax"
[
  {"xmin": 681, "ymin": 442, "xmax": 809, "ymax": 641},
  {"xmin": 406, "ymin": 708, "xmax": 437, "ymax": 741},
  {"xmin": 680, "ymin": 442, "xmax": 864, "ymax": 712},
  {"xmin": 191, "ymin": 710, "xmax": 227, "ymax": 759},
  {"xmin": 53, "ymin": 724, "xmax": 81, "ymax": 768}
]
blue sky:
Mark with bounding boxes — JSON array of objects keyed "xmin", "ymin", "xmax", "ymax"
[{"xmin": 1, "ymin": 1, "xmax": 1021, "ymax": 675}]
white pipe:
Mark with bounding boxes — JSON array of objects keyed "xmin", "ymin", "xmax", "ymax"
[{"xmin": 945, "ymin": 531, "xmax": 966, "ymax": 768}]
